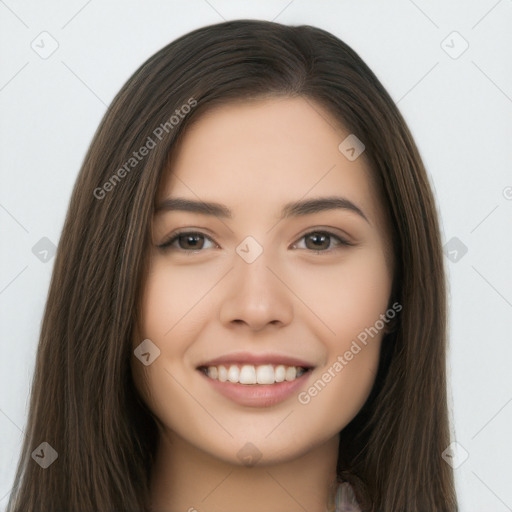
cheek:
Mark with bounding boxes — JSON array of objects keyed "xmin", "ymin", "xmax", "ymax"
[
  {"xmin": 296, "ymin": 341, "xmax": 382, "ymax": 442},
  {"xmin": 140, "ymin": 279, "xmax": 169, "ymax": 340},
  {"xmin": 131, "ymin": 266, "xmax": 186, "ymax": 407},
  {"xmin": 139, "ymin": 261, "xmax": 214, "ymax": 339},
  {"xmin": 133, "ymin": 262, "xmax": 218, "ymax": 409},
  {"xmin": 290, "ymin": 245, "xmax": 392, "ymax": 340},
  {"xmin": 131, "ymin": 270, "xmax": 200, "ymax": 433},
  {"xmin": 290, "ymin": 246, "xmax": 391, "ymax": 425}
]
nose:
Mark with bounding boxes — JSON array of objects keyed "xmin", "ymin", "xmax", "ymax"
[{"xmin": 218, "ymin": 249, "xmax": 294, "ymax": 332}]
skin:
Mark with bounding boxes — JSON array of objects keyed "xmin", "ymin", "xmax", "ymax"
[{"xmin": 131, "ymin": 96, "xmax": 394, "ymax": 512}]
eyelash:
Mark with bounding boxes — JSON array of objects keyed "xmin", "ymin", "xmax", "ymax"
[{"xmin": 157, "ymin": 229, "xmax": 354, "ymax": 254}]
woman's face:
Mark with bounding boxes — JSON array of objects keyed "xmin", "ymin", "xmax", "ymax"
[{"xmin": 132, "ymin": 96, "xmax": 394, "ymax": 466}]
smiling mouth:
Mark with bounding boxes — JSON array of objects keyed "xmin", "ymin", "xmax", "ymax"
[{"xmin": 198, "ymin": 364, "xmax": 312, "ymax": 385}]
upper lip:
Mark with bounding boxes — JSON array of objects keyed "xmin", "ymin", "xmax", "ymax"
[{"xmin": 197, "ymin": 352, "xmax": 314, "ymax": 369}]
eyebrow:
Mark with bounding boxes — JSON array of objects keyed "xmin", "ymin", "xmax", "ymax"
[{"xmin": 155, "ymin": 196, "xmax": 369, "ymax": 223}]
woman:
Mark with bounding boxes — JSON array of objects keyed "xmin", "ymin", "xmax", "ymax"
[{"xmin": 7, "ymin": 19, "xmax": 457, "ymax": 512}]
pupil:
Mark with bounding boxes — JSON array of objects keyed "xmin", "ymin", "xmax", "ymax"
[
  {"xmin": 307, "ymin": 233, "xmax": 328, "ymax": 250},
  {"xmin": 181, "ymin": 234, "xmax": 203, "ymax": 249}
]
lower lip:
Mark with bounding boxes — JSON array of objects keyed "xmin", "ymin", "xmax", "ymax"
[{"xmin": 198, "ymin": 369, "xmax": 312, "ymax": 407}]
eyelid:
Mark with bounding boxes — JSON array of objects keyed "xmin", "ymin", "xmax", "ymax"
[
  {"xmin": 157, "ymin": 227, "xmax": 355, "ymax": 252},
  {"xmin": 157, "ymin": 229, "xmax": 219, "ymax": 251},
  {"xmin": 292, "ymin": 226, "xmax": 355, "ymax": 248}
]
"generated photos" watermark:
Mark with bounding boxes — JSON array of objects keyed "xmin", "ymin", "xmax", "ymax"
[
  {"xmin": 298, "ymin": 301, "xmax": 402, "ymax": 405},
  {"xmin": 93, "ymin": 97, "xmax": 197, "ymax": 200}
]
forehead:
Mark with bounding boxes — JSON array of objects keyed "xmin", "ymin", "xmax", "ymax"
[{"xmin": 159, "ymin": 96, "xmax": 382, "ymax": 224}]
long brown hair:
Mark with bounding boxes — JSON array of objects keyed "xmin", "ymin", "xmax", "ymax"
[{"xmin": 7, "ymin": 19, "xmax": 457, "ymax": 512}]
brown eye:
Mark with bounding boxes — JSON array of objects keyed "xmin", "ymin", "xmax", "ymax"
[
  {"xmin": 158, "ymin": 232, "xmax": 216, "ymax": 252},
  {"xmin": 177, "ymin": 234, "xmax": 205, "ymax": 250},
  {"xmin": 158, "ymin": 229, "xmax": 352, "ymax": 253},
  {"xmin": 294, "ymin": 230, "xmax": 352, "ymax": 252},
  {"xmin": 305, "ymin": 232, "xmax": 331, "ymax": 251}
]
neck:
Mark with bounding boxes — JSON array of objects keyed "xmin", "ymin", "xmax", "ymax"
[{"xmin": 149, "ymin": 429, "xmax": 340, "ymax": 512}]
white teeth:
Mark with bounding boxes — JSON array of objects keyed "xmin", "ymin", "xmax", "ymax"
[
  {"xmin": 202, "ymin": 363, "xmax": 308, "ymax": 384},
  {"xmin": 256, "ymin": 364, "xmax": 274, "ymax": 385},
  {"xmin": 227, "ymin": 365, "xmax": 240, "ymax": 383},
  {"xmin": 239, "ymin": 365, "xmax": 257, "ymax": 384},
  {"xmin": 275, "ymin": 365, "xmax": 286, "ymax": 382},
  {"xmin": 218, "ymin": 365, "xmax": 228, "ymax": 382},
  {"xmin": 285, "ymin": 366, "xmax": 297, "ymax": 381}
]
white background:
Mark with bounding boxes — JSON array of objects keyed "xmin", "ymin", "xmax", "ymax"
[{"xmin": 1, "ymin": 1, "xmax": 511, "ymax": 510}]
